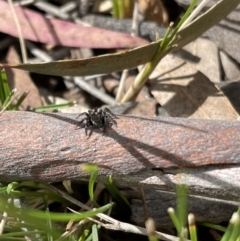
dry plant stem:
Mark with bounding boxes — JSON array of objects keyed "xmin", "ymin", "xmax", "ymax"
[
  {"xmin": 17, "ymin": 0, "xmax": 38, "ymax": 6},
  {"xmin": 8, "ymin": 0, "xmax": 27, "ymax": 63},
  {"xmin": 34, "ymin": 1, "xmax": 70, "ymax": 20},
  {"xmin": 101, "ymin": 220, "xmax": 183, "ymax": 241},
  {"xmin": 0, "ymin": 211, "xmax": 8, "ymax": 234},
  {"xmin": 26, "ymin": 41, "xmax": 53, "ymax": 62},
  {"xmin": 0, "ymin": 90, "xmax": 17, "ymax": 116},
  {"xmin": 47, "ymin": 184, "xmax": 183, "ymax": 241},
  {"xmin": 115, "ymin": 69, "xmax": 128, "ymax": 101},
  {"xmin": 73, "ymin": 77, "xmax": 117, "ymax": 105},
  {"xmin": 131, "ymin": 0, "xmax": 140, "ymax": 35},
  {"xmin": 120, "ymin": 48, "xmax": 170, "ymax": 102},
  {"xmin": 116, "ymin": 0, "xmax": 140, "ymax": 102},
  {"xmin": 179, "ymin": 0, "xmax": 212, "ymax": 30},
  {"xmin": 66, "ymin": 182, "xmax": 105, "ymax": 231},
  {"xmin": 59, "ymin": 1, "xmax": 77, "ymax": 13},
  {"xmin": 1, "ymin": 111, "xmax": 240, "ymax": 201}
]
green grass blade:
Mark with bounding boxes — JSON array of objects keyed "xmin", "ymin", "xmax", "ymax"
[
  {"xmin": 0, "ymin": 69, "xmax": 11, "ymax": 109},
  {"xmin": 89, "ymin": 171, "xmax": 99, "ymax": 207},
  {"xmin": 91, "ymin": 224, "xmax": 99, "ymax": 241},
  {"xmin": 146, "ymin": 218, "xmax": 159, "ymax": 241},
  {"xmin": 0, "ymin": 199, "xmax": 62, "ymax": 239},
  {"xmin": 199, "ymin": 222, "xmax": 226, "ymax": 232},
  {"xmin": 162, "ymin": 0, "xmax": 199, "ymax": 50},
  {"xmin": 34, "ymin": 101, "xmax": 75, "ymax": 112},
  {"xmin": 0, "ymin": 69, "xmax": 11, "ymax": 103},
  {"xmin": 12, "ymin": 91, "xmax": 29, "ymax": 110},
  {"xmin": 172, "ymin": 0, "xmax": 199, "ymax": 35},
  {"xmin": 237, "ymin": 207, "xmax": 240, "ymax": 215},
  {"xmin": 188, "ymin": 214, "xmax": 198, "ymax": 241},
  {"xmin": 229, "ymin": 212, "xmax": 240, "ymax": 241},
  {"xmin": 0, "ymin": 231, "xmax": 44, "ymax": 237},
  {"xmin": 81, "ymin": 164, "xmax": 99, "ymax": 207},
  {"xmin": 221, "ymin": 212, "xmax": 236, "ymax": 241},
  {"xmin": 105, "ymin": 176, "xmax": 130, "ymax": 206},
  {"xmin": 0, "ymin": 238, "xmax": 27, "ymax": 241},
  {"xmin": 0, "ymin": 69, "xmax": 28, "ymax": 111},
  {"xmin": 6, "ymin": 182, "xmax": 19, "ymax": 194},
  {"xmin": 159, "ymin": 23, "xmax": 174, "ymax": 50},
  {"xmin": 2, "ymin": 88, "xmax": 16, "ymax": 108},
  {"xmin": 0, "ymin": 196, "xmax": 113, "ymax": 222},
  {"xmin": 112, "ymin": 0, "xmax": 119, "ymax": 18},
  {"xmin": 168, "ymin": 207, "xmax": 181, "ymax": 233},
  {"xmin": 78, "ymin": 222, "xmax": 92, "ymax": 241},
  {"xmin": 85, "ymin": 224, "xmax": 101, "ymax": 241},
  {"xmin": 177, "ymin": 185, "xmax": 188, "ymax": 232}
]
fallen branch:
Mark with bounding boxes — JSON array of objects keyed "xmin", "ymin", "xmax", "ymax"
[{"xmin": 1, "ymin": 111, "xmax": 240, "ymax": 201}]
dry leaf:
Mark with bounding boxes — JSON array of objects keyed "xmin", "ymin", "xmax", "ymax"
[
  {"xmin": 150, "ymin": 54, "xmax": 239, "ymax": 120},
  {"xmin": 0, "ymin": 42, "xmax": 160, "ymax": 76},
  {"xmin": 6, "ymin": 47, "xmax": 43, "ymax": 109},
  {"xmin": 0, "ymin": 0, "xmax": 147, "ymax": 49},
  {"xmin": 177, "ymin": 38, "xmax": 221, "ymax": 83}
]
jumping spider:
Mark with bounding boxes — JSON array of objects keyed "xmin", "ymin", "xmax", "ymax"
[{"xmin": 76, "ymin": 107, "xmax": 117, "ymax": 135}]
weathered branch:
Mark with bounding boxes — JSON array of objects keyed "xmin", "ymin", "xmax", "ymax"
[
  {"xmin": 1, "ymin": 111, "xmax": 240, "ymax": 201},
  {"xmin": 130, "ymin": 189, "xmax": 239, "ymax": 228}
]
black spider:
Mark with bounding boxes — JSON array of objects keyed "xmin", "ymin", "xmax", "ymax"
[{"xmin": 76, "ymin": 107, "xmax": 117, "ymax": 135}]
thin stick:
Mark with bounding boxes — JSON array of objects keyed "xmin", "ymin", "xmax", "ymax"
[
  {"xmin": 179, "ymin": 0, "xmax": 212, "ymax": 30},
  {"xmin": 8, "ymin": 0, "xmax": 28, "ymax": 63},
  {"xmin": 115, "ymin": 0, "xmax": 140, "ymax": 102}
]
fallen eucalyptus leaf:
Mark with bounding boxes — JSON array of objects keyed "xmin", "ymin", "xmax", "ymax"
[
  {"xmin": 0, "ymin": 0, "xmax": 147, "ymax": 49},
  {"xmin": 0, "ymin": 42, "xmax": 160, "ymax": 76}
]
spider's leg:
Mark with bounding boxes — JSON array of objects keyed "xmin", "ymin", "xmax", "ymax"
[
  {"xmin": 103, "ymin": 107, "xmax": 117, "ymax": 118},
  {"xmin": 101, "ymin": 125, "xmax": 107, "ymax": 136},
  {"xmin": 85, "ymin": 119, "xmax": 94, "ymax": 137},
  {"xmin": 75, "ymin": 117, "xmax": 86, "ymax": 130},
  {"xmin": 88, "ymin": 127, "xmax": 94, "ymax": 137},
  {"xmin": 84, "ymin": 119, "xmax": 91, "ymax": 135},
  {"xmin": 84, "ymin": 118, "xmax": 94, "ymax": 136},
  {"xmin": 76, "ymin": 112, "xmax": 86, "ymax": 119},
  {"xmin": 84, "ymin": 124, "xmax": 88, "ymax": 135},
  {"xmin": 78, "ymin": 118, "xmax": 85, "ymax": 125},
  {"xmin": 102, "ymin": 112, "xmax": 109, "ymax": 133},
  {"xmin": 110, "ymin": 119, "xmax": 117, "ymax": 127},
  {"xmin": 105, "ymin": 112, "xmax": 117, "ymax": 126}
]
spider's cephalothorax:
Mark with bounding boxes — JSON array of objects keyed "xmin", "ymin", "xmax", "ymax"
[{"xmin": 76, "ymin": 108, "xmax": 117, "ymax": 135}]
